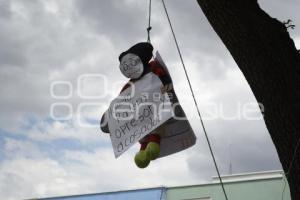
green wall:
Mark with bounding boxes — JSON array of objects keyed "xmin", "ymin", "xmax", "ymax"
[{"xmin": 166, "ymin": 178, "xmax": 291, "ymax": 200}]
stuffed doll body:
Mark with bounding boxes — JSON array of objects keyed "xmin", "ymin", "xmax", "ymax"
[{"xmin": 101, "ymin": 42, "xmax": 195, "ymax": 168}]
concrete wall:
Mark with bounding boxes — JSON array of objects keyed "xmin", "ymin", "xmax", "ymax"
[
  {"xmin": 37, "ymin": 171, "xmax": 291, "ymax": 200},
  {"xmin": 166, "ymin": 177, "xmax": 290, "ymax": 200},
  {"xmin": 39, "ymin": 188, "xmax": 164, "ymax": 200}
]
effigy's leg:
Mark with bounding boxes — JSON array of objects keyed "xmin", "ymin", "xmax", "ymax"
[
  {"xmin": 145, "ymin": 130, "xmax": 162, "ymax": 161},
  {"xmin": 134, "ymin": 136, "xmax": 151, "ymax": 168}
]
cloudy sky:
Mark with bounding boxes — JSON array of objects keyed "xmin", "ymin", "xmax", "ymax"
[{"xmin": 0, "ymin": 0, "xmax": 299, "ymax": 199}]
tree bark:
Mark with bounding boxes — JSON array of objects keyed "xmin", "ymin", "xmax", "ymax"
[{"xmin": 196, "ymin": 0, "xmax": 300, "ymax": 199}]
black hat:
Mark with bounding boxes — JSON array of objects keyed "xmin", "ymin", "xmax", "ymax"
[{"xmin": 119, "ymin": 42, "xmax": 153, "ymax": 66}]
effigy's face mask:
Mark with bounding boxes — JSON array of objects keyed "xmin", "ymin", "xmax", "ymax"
[{"xmin": 119, "ymin": 53, "xmax": 144, "ymax": 79}]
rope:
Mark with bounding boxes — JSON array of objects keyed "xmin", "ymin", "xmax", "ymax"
[
  {"xmin": 147, "ymin": 0, "xmax": 152, "ymax": 43},
  {"xmin": 160, "ymin": 1, "xmax": 229, "ymax": 200},
  {"xmin": 281, "ymin": 136, "xmax": 300, "ymax": 200},
  {"xmin": 286, "ymin": 136, "xmax": 300, "ymax": 176},
  {"xmin": 281, "ymin": 177, "xmax": 287, "ymax": 200}
]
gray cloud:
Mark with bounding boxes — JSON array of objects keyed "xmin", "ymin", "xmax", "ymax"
[
  {"xmin": 74, "ymin": 0, "xmax": 148, "ymax": 45},
  {"xmin": 0, "ymin": 0, "xmax": 297, "ymax": 199},
  {"xmin": 0, "ymin": 1, "xmax": 11, "ymax": 18}
]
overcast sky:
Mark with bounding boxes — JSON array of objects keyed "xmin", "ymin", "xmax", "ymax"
[{"xmin": 0, "ymin": 0, "xmax": 299, "ymax": 199}]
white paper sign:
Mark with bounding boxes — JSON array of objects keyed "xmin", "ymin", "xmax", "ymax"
[{"xmin": 107, "ymin": 72, "xmax": 173, "ymax": 158}]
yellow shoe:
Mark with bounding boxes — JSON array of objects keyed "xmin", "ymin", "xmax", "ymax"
[
  {"xmin": 146, "ymin": 142, "xmax": 160, "ymax": 160},
  {"xmin": 134, "ymin": 150, "xmax": 150, "ymax": 168}
]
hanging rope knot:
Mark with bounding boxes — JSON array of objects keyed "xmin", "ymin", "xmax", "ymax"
[{"xmin": 147, "ymin": 26, "xmax": 152, "ymax": 43}]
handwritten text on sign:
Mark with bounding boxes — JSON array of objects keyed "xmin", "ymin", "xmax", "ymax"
[{"xmin": 107, "ymin": 73, "xmax": 173, "ymax": 158}]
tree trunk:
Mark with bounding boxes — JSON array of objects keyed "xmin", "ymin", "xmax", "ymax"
[{"xmin": 196, "ymin": 0, "xmax": 300, "ymax": 199}]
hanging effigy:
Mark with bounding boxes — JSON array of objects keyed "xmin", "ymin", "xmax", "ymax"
[{"xmin": 100, "ymin": 42, "xmax": 196, "ymax": 168}]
